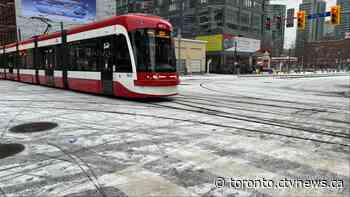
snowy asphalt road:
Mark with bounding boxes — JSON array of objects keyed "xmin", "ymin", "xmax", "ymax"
[{"xmin": 0, "ymin": 74, "xmax": 349, "ymax": 197}]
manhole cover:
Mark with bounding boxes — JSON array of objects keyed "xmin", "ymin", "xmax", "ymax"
[
  {"xmin": 10, "ymin": 122, "xmax": 58, "ymax": 133},
  {"xmin": 0, "ymin": 143, "xmax": 25, "ymax": 159}
]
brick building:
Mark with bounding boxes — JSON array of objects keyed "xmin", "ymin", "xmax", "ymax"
[
  {"xmin": 0, "ymin": 0, "xmax": 17, "ymax": 45},
  {"xmin": 303, "ymin": 39, "xmax": 350, "ymax": 70}
]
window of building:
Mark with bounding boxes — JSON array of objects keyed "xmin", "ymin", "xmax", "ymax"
[
  {"xmin": 252, "ymin": 14, "xmax": 261, "ymax": 27},
  {"xmin": 253, "ymin": 1, "xmax": 262, "ymax": 9},
  {"xmin": 199, "ymin": 16, "xmax": 209, "ymax": 23},
  {"xmin": 215, "ymin": 9, "xmax": 224, "ymax": 22},
  {"xmin": 242, "ymin": 0, "xmax": 253, "ymax": 8},
  {"xmin": 240, "ymin": 12, "xmax": 251, "ymax": 26},
  {"xmin": 226, "ymin": 9, "xmax": 239, "ymax": 24},
  {"xmin": 169, "ymin": 0, "xmax": 177, "ymax": 11}
]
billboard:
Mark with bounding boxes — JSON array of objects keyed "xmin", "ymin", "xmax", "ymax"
[
  {"xmin": 195, "ymin": 34, "xmax": 223, "ymax": 52},
  {"xmin": 223, "ymin": 34, "xmax": 260, "ymax": 53},
  {"xmin": 21, "ymin": 0, "xmax": 96, "ymax": 23}
]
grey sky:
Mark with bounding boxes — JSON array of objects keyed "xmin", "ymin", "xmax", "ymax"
[{"xmin": 271, "ymin": 0, "xmax": 337, "ymax": 48}]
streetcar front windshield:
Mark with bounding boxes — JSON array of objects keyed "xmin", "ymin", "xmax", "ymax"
[{"xmin": 129, "ymin": 29, "xmax": 176, "ymax": 73}]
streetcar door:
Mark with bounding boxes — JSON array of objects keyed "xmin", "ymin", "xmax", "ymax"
[
  {"xmin": 43, "ymin": 48, "xmax": 55, "ymax": 86},
  {"xmin": 101, "ymin": 37, "xmax": 114, "ymax": 95},
  {"xmin": 8, "ymin": 53, "xmax": 15, "ymax": 80}
]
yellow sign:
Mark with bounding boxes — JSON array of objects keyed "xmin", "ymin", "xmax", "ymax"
[{"xmin": 196, "ymin": 34, "xmax": 223, "ymax": 52}]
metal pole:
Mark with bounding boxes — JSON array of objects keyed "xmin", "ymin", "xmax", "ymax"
[
  {"xmin": 177, "ymin": 29, "xmax": 181, "ymax": 75},
  {"xmin": 18, "ymin": 28, "xmax": 22, "ymax": 41},
  {"xmin": 301, "ymin": 56, "xmax": 304, "ymax": 73},
  {"xmin": 288, "ymin": 48, "xmax": 291, "ymax": 73},
  {"xmin": 177, "ymin": 0, "xmax": 184, "ymax": 75},
  {"xmin": 234, "ymin": 39, "xmax": 239, "ymax": 76}
]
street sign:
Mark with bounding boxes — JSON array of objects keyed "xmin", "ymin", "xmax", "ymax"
[
  {"xmin": 307, "ymin": 12, "xmax": 331, "ymax": 19},
  {"xmin": 286, "ymin": 8, "xmax": 295, "ymax": 28}
]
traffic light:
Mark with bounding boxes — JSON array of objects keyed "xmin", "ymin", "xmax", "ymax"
[
  {"xmin": 286, "ymin": 8, "xmax": 295, "ymax": 28},
  {"xmin": 330, "ymin": 5, "xmax": 341, "ymax": 25},
  {"xmin": 265, "ymin": 17, "xmax": 271, "ymax": 30},
  {"xmin": 297, "ymin": 11, "xmax": 306, "ymax": 30}
]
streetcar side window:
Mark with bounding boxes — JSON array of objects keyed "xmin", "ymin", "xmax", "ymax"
[
  {"xmin": 26, "ymin": 49, "xmax": 34, "ymax": 69},
  {"xmin": 0, "ymin": 54, "xmax": 3, "ymax": 68},
  {"xmin": 7, "ymin": 52, "xmax": 16, "ymax": 73},
  {"xmin": 19, "ymin": 51, "xmax": 25, "ymax": 69},
  {"xmin": 115, "ymin": 35, "xmax": 132, "ymax": 73},
  {"xmin": 18, "ymin": 49, "xmax": 34, "ymax": 69},
  {"xmin": 68, "ymin": 38, "xmax": 100, "ymax": 72},
  {"xmin": 39, "ymin": 47, "xmax": 56, "ymax": 70}
]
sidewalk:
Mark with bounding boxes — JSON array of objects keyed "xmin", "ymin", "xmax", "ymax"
[
  {"xmin": 239, "ymin": 71, "xmax": 350, "ymax": 78},
  {"xmin": 180, "ymin": 71, "xmax": 350, "ymax": 81}
]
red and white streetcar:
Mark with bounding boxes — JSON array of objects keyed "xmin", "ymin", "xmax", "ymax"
[{"xmin": 0, "ymin": 14, "xmax": 179, "ymax": 98}]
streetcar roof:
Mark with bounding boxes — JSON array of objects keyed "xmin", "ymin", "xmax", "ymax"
[{"xmin": 1, "ymin": 14, "xmax": 172, "ymax": 50}]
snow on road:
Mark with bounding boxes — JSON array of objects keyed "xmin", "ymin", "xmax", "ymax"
[{"xmin": 0, "ymin": 74, "xmax": 349, "ymax": 197}]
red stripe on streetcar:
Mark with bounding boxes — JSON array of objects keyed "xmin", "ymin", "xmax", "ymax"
[
  {"xmin": 68, "ymin": 78, "xmax": 102, "ymax": 94},
  {"xmin": 114, "ymin": 81, "xmax": 177, "ymax": 98},
  {"xmin": 134, "ymin": 72, "xmax": 180, "ymax": 87},
  {"xmin": 19, "ymin": 74, "xmax": 35, "ymax": 83},
  {"xmin": 54, "ymin": 77, "xmax": 64, "ymax": 88}
]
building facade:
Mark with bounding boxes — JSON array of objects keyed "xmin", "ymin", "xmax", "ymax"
[
  {"xmin": 335, "ymin": 0, "xmax": 350, "ymax": 39},
  {"xmin": 115, "ymin": 0, "xmax": 269, "ymax": 74},
  {"xmin": 116, "ymin": 0, "xmax": 267, "ymax": 39},
  {"xmin": 295, "ymin": 0, "xmax": 326, "ymax": 58},
  {"xmin": 116, "ymin": 0, "xmax": 157, "ymax": 15},
  {"xmin": 174, "ymin": 38, "xmax": 207, "ymax": 74},
  {"xmin": 0, "ymin": 0, "xmax": 17, "ymax": 45},
  {"xmin": 265, "ymin": 4, "xmax": 286, "ymax": 57},
  {"xmin": 303, "ymin": 39, "xmax": 350, "ymax": 70}
]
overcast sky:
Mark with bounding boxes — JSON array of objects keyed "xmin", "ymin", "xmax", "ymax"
[{"xmin": 272, "ymin": 0, "xmax": 337, "ymax": 48}]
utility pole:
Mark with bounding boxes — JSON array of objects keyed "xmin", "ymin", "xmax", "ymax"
[
  {"xmin": 261, "ymin": 0, "xmax": 266, "ymax": 36},
  {"xmin": 288, "ymin": 48, "xmax": 291, "ymax": 73},
  {"xmin": 177, "ymin": 29, "xmax": 181, "ymax": 75},
  {"xmin": 177, "ymin": 0, "xmax": 184, "ymax": 75},
  {"xmin": 18, "ymin": 28, "xmax": 22, "ymax": 41},
  {"xmin": 234, "ymin": 38, "xmax": 239, "ymax": 76}
]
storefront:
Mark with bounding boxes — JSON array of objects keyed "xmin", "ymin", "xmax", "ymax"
[
  {"xmin": 196, "ymin": 34, "xmax": 261, "ymax": 74},
  {"xmin": 174, "ymin": 38, "xmax": 207, "ymax": 75}
]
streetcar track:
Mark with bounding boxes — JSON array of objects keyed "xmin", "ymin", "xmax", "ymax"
[
  {"xmin": 0, "ymin": 123, "xmax": 198, "ymax": 182},
  {"xmin": 197, "ymin": 82, "xmax": 349, "ymax": 112},
  {"xmin": 182, "ymin": 93, "xmax": 346, "ymax": 114},
  {"xmin": 47, "ymin": 143, "xmax": 107, "ymax": 197},
  {"xmin": 174, "ymin": 97, "xmax": 350, "ymax": 131},
  {"xmin": 0, "ymin": 104, "xmax": 348, "ymax": 147},
  {"xmin": 149, "ymin": 101, "xmax": 350, "ymax": 139},
  {"xmin": 4, "ymin": 101, "xmax": 348, "ymax": 140}
]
